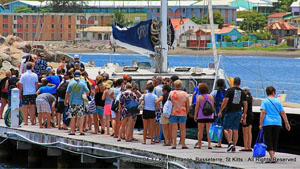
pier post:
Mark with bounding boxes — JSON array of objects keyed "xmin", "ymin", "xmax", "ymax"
[{"xmin": 81, "ymin": 154, "xmax": 96, "ymax": 163}]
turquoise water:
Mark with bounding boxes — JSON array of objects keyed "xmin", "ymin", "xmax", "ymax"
[{"xmin": 69, "ymin": 53, "xmax": 300, "ymax": 103}]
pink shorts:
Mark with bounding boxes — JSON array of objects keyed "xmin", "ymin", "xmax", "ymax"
[{"xmin": 104, "ymin": 104, "xmax": 111, "ymax": 116}]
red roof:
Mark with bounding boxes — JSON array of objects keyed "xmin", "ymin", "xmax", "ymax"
[
  {"xmin": 267, "ymin": 13, "xmax": 287, "ymax": 19},
  {"xmin": 218, "ymin": 24, "xmax": 235, "ymax": 34},
  {"xmin": 266, "ymin": 21, "xmax": 297, "ymax": 30},
  {"xmin": 171, "ymin": 18, "xmax": 189, "ymax": 31}
]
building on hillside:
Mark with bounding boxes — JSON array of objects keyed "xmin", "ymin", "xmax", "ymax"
[
  {"xmin": 291, "ymin": 0, "xmax": 300, "ymax": 17},
  {"xmin": 266, "ymin": 21, "xmax": 298, "ymax": 43},
  {"xmin": 267, "ymin": 13, "xmax": 288, "ymax": 25},
  {"xmin": 284, "ymin": 15, "xmax": 300, "ymax": 28},
  {"xmin": 1, "ymin": 1, "xmax": 237, "ymax": 25},
  {"xmin": 80, "ymin": 26, "xmax": 112, "ymax": 41},
  {"xmin": 0, "ymin": 13, "xmax": 112, "ymax": 41},
  {"xmin": 229, "ymin": 0, "xmax": 276, "ymax": 15},
  {"xmin": 215, "ymin": 24, "xmax": 245, "ymax": 42},
  {"xmin": 171, "ymin": 18, "xmax": 218, "ymax": 47}
]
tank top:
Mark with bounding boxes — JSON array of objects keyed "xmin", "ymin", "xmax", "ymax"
[
  {"xmin": 105, "ymin": 89, "xmax": 113, "ymax": 105},
  {"xmin": 95, "ymin": 89, "xmax": 105, "ymax": 107},
  {"xmin": 197, "ymin": 94, "xmax": 214, "ymax": 119}
]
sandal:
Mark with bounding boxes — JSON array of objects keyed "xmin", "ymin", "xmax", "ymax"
[
  {"xmin": 214, "ymin": 145, "xmax": 222, "ymax": 148},
  {"xmin": 194, "ymin": 146, "xmax": 201, "ymax": 149},
  {"xmin": 69, "ymin": 133, "xmax": 75, "ymax": 135},
  {"xmin": 171, "ymin": 147, "xmax": 176, "ymax": 149},
  {"xmin": 117, "ymin": 139, "xmax": 121, "ymax": 142},
  {"xmin": 151, "ymin": 141, "xmax": 155, "ymax": 144},
  {"xmin": 182, "ymin": 146, "xmax": 189, "ymax": 149},
  {"xmin": 80, "ymin": 133, "xmax": 85, "ymax": 136}
]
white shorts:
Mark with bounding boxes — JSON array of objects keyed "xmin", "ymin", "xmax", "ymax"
[{"xmin": 36, "ymin": 99, "xmax": 51, "ymax": 113}]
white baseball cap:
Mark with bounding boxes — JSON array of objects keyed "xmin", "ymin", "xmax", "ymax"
[{"xmin": 74, "ymin": 54, "xmax": 80, "ymax": 59}]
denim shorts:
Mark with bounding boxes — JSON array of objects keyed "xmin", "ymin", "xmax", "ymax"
[
  {"xmin": 169, "ymin": 115, "xmax": 187, "ymax": 123},
  {"xmin": 96, "ymin": 107, "xmax": 104, "ymax": 115},
  {"xmin": 223, "ymin": 111, "xmax": 242, "ymax": 130}
]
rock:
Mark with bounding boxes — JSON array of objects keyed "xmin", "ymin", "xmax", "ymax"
[
  {"xmin": 55, "ymin": 51, "xmax": 74, "ymax": 62},
  {"xmin": 1, "ymin": 61, "xmax": 14, "ymax": 71},
  {"xmin": 6, "ymin": 35, "xmax": 16, "ymax": 45},
  {"xmin": 0, "ymin": 35, "xmax": 6, "ymax": 45},
  {"xmin": 11, "ymin": 59, "xmax": 21, "ymax": 67},
  {"xmin": 0, "ymin": 53, "xmax": 12, "ymax": 62}
]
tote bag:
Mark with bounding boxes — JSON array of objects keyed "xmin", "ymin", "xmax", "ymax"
[
  {"xmin": 208, "ymin": 117, "xmax": 223, "ymax": 143},
  {"xmin": 162, "ymin": 99, "xmax": 172, "ymax": 118},
  {"xmin": 253, "ymin": 129, "xmax": 267, "ymax": 157}
]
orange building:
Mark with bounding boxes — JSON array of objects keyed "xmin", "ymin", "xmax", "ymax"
[{"xmin": 0, "ymin": 13, "xmax": 113, "ymax": 41}]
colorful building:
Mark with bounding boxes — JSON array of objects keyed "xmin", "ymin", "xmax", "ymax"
[
  {"xmin": 267, "ymin": 12, "xmax": 288, "ymax": 25},
  {"xmin": 215, "ymin": 24, "xmax": 245, "ymax": 42},
  {"xmin": 1, "ymin": 1, "xmax": 238, "ymax": 25},
  {"xmin": 229, "ymin": 0, "xmax": 276, "ymax": 15},
  {"xmin": 266, "ymin": 21, "xmax": 298, "ymax": 43},
  {"xmin": 0, "ymin": 13, "xmax": 112, "ymax": 41}
]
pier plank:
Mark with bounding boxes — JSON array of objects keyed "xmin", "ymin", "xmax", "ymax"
[{"xmin": 0, "ymin": 120, "xmax": 299, "ymax": 169}]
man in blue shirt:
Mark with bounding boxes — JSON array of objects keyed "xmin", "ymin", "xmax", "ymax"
[{"xmin": 64, "ymin": 72, "xmax": 89, "ymax": 135}]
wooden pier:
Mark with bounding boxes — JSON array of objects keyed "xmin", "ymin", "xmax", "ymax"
[{"xmin": 0, "ymin": 120, "xmax": 299, "ymax": 169}]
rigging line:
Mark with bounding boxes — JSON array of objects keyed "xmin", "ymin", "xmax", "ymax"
[
  {"xmin": 222, "ymin": 56, "xmax": 300, "ymax": 98},
  {"xmin": 257, "ymin": 57, "xmax": 265, "ymax": 97}
]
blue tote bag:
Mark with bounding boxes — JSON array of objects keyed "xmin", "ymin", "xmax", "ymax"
[
  {"xmin": 253, "ymin": 129, "xmax": 267, "ymax": 157},
  {"xmin": 209, "ymin": 117, "xmax": 223, "ymax": 143}
]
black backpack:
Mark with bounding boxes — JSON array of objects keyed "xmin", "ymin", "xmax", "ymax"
[
  {"xmin": 57, "ymin": 81, "xmax": 69, "ymax": 99},
  {"xmin": 202, "ymin": 99, "xmax": 214, "ymax": 116}
]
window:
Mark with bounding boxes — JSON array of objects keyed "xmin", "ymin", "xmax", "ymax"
[
  {"xmin": 60, "ymin": 33, "xmax": 62, "ymax": 38},
  {"xmin": 26, "ymin": 15, "xmax": 28, "ymax": 21},
  {"xmin": 32, "ymin": 16, "xmax": 37, "ymax": 20},
  {"xmin": 93, "ymin": 32, "xmax": 96, "ymax": 38},
  {"xmin": 32, "ymin": 24, "xmax": 37, "ymax": 28},
  {"xmin": 40, "ymin": 24, "xmax": 43, "ymax": 28},
  {"xmin": 17, "ymin": 24, "xmax": 23, "ymax": 28},
  {"xmin": 3, "ymin": 15, "xmax": 8, "ymax": 19},
  {"xmin": 60, "ymin": 16, "xmax": 63, "ymax": 20},
  {"xmin": 60, "ymin": 24, "xmax": 63, "ymax": 28},
  {"xmin": 51, "ymin": 33, "xmax": 55, "ymax": 38},
  {"xmin": 3, "ymin": 24, "xmax": 8, "ymax": 28},
  {"xmin": 68, "ymin": 33, "xmax": 71, "ymax": 38},
  {"xmin": 16, "ymin": 33, "xmax": 23, "ymax": 37},
  {"xmin": 52, "ymin": 15, "xmax": 54, "ymax": 20},
  {"xmin": 76, "ymin": 33, "xmax": 80, "ymax": 38},
  {"xmin": 32, "ymin": 33, "xmax": 36, "ymax": 38},
  {"xmin": 68, "ymin": 25, "xmax": 71, "ymax": 28},
  {"xmin": 13, "ymin": 24, "xmax": 16, "ymax": 28},
  {"xmin": 83, "ymin": 32, "xmax": 87, "ymax": 38},
  {"xmin": 183, "ymin": 9, "xmax": 185, "ymax": 13},
  {"xmin": 77, "ymin": 16, "xmax": 79, "ymax": 20},
  {"xmin": 69, "ymin": 16, "xmax": 71, "ymax": 20},
  {"xmin": 25, "ymin": 33, "xmax": 29, "ymax": 38},
  {"xmin": 40, "ymin": 33, "xmax": 43, "ymax": 38},
  {"xmin": 26, "ymin": 24, "xmax": 28, "ymax": 28},
  {"xmin": 51, "ymin": 24, "xmax": 54, "ymax": 28}
]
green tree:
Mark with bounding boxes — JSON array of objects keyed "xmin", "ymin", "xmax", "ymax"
[
  {"xmin": 191, "ymin": 10, "xmax": 224, "ymax": 28},
  {"xmin": 224, "ymin": 35, "xmax": 232, "ymax": 42},
  {"xmin": 49, "ymin": 0, "xmax": 86, "ymax": 13},
  {"xmin": 14, "ymin": 6, "xmax": 34, "ymax": 13},
  {"xmin": 253, "ymin": 29, "xmax": 273, "ymax": 40},
  {"xmin": 238, "ymin": 11, "xmax": 266, "ymax": 32},
  {"xmin": 113, "ymin": 10, "xmax": 126, "ymax": 25},
  {"xmin": 39, "ymin": 8, "xmax": 52, "ymax": 13},
  {"xmin": 277, "ymin": 0, "xmax": 297, "ymax": 12}
]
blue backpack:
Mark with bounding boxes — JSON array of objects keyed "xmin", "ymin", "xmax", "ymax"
[{"xmin": 215, "ymin": 89, "xmax": 226, "ymax": 113}]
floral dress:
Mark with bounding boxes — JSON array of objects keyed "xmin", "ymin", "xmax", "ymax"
[{"xmin": 119, "ymin": 91, "xmax": 139, "ymax": 120}]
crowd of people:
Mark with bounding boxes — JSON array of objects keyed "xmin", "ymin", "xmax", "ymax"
[{"xmin": 0, "ymin": 52, "xmax": 291, "ymax": 162}]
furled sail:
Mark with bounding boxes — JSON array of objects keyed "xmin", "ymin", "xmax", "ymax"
[{"xmin": 111, "ymin": 19, "xmax": 174, "ymax": 57}]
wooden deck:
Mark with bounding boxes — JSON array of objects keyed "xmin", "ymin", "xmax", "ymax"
[{"xmin": 0, "ymin": 120, "xmax": 299, "ymax": 169}]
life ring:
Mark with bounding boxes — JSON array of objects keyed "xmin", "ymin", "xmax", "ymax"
[{"xmin": 4, "ymin": 107, "xmax": 23, "ymax": 127}]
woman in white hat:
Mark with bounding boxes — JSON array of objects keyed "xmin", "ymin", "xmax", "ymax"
[{"xmin": 102, "ymin": 80, "xmax": 113, "ymax": 135}]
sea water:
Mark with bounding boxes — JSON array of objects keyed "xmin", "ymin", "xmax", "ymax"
[{"xmin": 70, "ymin": 53, "xmax": 300, "ymax": 103}]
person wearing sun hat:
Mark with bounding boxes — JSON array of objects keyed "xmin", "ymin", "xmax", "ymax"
[
  {"xmin": 64, "ymin": 71, "xmax": 89, "ymax": 135},
  {"xmin": 102, "ymin": 80, "xmax": 113, "ymax": 135},
  {"xmin": 71, "ymin": 54, "xmax": 85, "ymax": 69}
]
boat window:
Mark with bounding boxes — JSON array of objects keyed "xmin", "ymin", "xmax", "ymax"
[
  {"xmin": 138, "ymin": 80, "xmax": 148, "ymax": 92},
  {"xmin": 137, "ymin": 62, "xmax": 151, "ymax": 69},
  {"xmin": 195, "ymin": 79, "xmax": 214, "ymax": 93}
]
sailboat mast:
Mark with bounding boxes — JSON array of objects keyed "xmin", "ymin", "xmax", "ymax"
[
  {"xmin": 208, "ymin": 0, "xmax": 217, "ymax": 64},
  {"xmin": 161, "ymin": 0, "xmax": 168, "ymax": 72},
  {"xmin": 208, "ymin": 0, "xmax": 219, "ymax": 90}
]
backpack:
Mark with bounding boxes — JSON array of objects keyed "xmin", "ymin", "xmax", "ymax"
[
  {"xmin": 111, "ymin": 100, "xmax": 119, "ymax": 112},
  {"xmin": 202, "ymin": 96, "xmax": 214, "ymax": 116},
  {"xmin": 57, "ymin": 81, "xmax": 69, "ymax": 99},
  {"xmin": 125, "ymin": 96, "xmax": 139, "ymax": 114}
]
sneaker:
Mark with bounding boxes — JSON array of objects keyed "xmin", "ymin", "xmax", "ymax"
[
  {"xmin": 227, "ymin": 143, "xmax": 233, "ymax": 152},
  {"xmin": 231, "ymin": 147, "xmax": 236, "ymax": 153}
]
